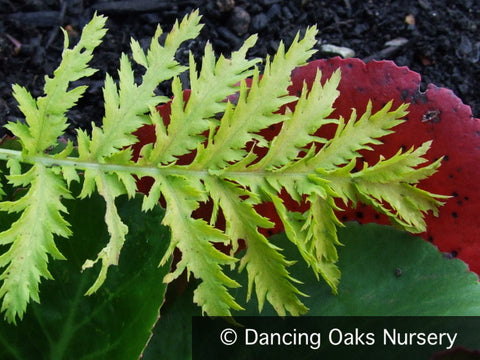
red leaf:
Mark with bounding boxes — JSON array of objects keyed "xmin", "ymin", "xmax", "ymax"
[{"xmin": 289, "ymin": 58, "xmax": 480, "ymax": 274}]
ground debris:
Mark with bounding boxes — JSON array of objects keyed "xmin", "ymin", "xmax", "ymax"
[{"xmin": 0, "ymin": 0, "xmax": 479, "ymax": 139}]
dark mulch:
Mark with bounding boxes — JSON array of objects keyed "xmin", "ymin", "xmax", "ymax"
[{"xmin": 1, "ymin": 0, "xmax": 479, "ymax": 140}]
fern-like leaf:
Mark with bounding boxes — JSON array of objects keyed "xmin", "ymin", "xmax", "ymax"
[
  {"xmin": 0, "ymin": 12, "xmax": 447, "ymax": 323},
  {"xmin": 0, "ymin": 13, "xmax": 107, "ymax": 323},
  {"xmin": 160, "ymin": 174, "xmax": 242, "ymax": 315},
  {"xmin": 0, "ymin": 164, "xmax": 71, "ymax": 323},
  {"xmin": 7, "ymin": 14, "xmax": 107, "ymax": 155},
  {"xmin": 77, "ymin": 11, "xmax": 203, "ymax": 293}
]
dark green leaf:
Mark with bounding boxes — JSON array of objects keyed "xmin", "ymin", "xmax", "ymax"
[
  {"xmin": 0, "ymin": 193, "xmax": 171, "ymax": 360},
  {"xmin": 234, "ymin": 223, "xmax": 480, "ymax": 316},
  {"xmin": 149, "ymin": 223, "xmax": 480, "ymax": 359},
  {"xmin": 143, "ymin": 275, "xmax": 201, "ymax": 360}
]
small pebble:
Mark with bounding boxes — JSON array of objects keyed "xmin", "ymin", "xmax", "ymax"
[
  {"xmin": 456, "ymin": 35, "xmax": 480, "ymax": 63},
  {"xmin": 266, "ymin": 4, "xmax": 282, "ymax": 20},
  {"xmin": 229, "ymin": 6, "xmax": 250, "ymax": 36},
  {"xmin": 216, "ymin": 0, "xmax": 235, "ymax": 13},
  {"xmin": 251, "ymin": 13, "xmax": 268, "ymax": 32},
  {"xmin": 217, "ymin": 26, "xmax": 241, "ymax": 48},
  {"xmin": 405, "ymin": 13, "xmax": 416, "ymax": 26},
  {"xmin": 282, "ymin": 6, "xmax": 293, "ymax": 20},
  {"xmin": 418, "ymin": 0, "xmax": 432, "ymax": 10},
  {"xmin": 320, "ymin": 44, "xmax": 355, "ymax": 58},
  {"xmin": 384, "ymin": 38, "xmax": 408, "ymax": 47}
]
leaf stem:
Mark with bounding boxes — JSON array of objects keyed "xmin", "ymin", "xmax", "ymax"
[{"xmin": 0, "ymin": 147, "xmax": 313, "ymax": 180}]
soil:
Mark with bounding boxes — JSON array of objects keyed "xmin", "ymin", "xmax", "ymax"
[{"xmin": 1, "ymin": 0, "xmax": 479, "ymax": 139}]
